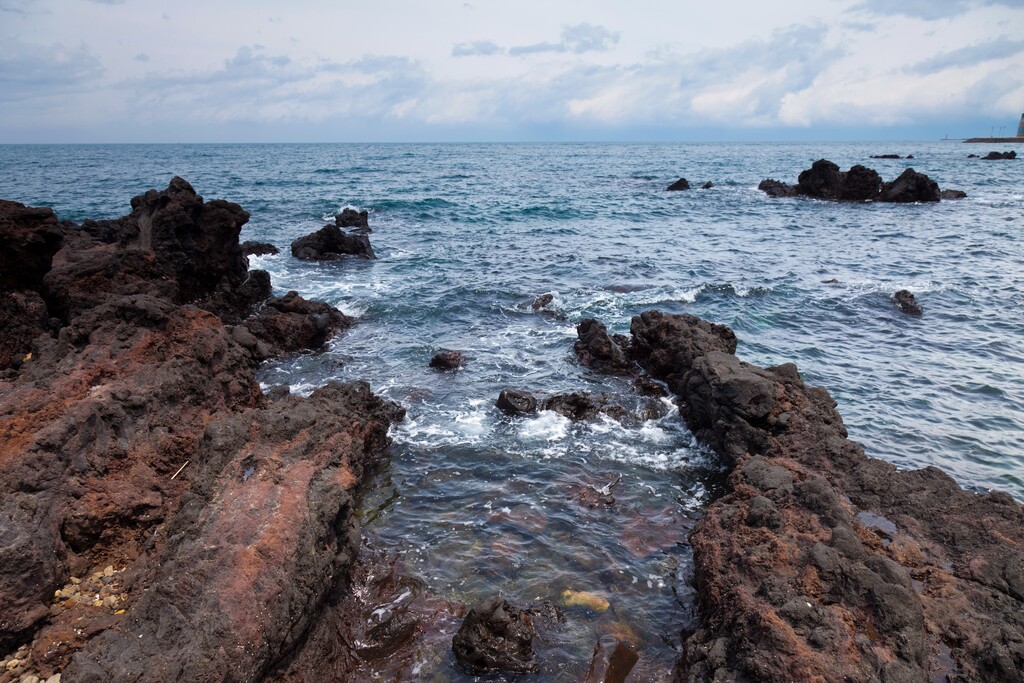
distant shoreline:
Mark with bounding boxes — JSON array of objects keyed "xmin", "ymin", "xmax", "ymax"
[{"xmin": 963, "ymin": 137, "xmax": 1023, "ymax": 143}]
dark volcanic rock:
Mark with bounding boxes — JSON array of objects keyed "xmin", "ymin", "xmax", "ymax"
[
  {"xmin": 575, "ymin": 318, "xmax": 632, "ymax": 374},
  {"xmin": 291, "ymin": 224, "xmax": 375, "ymax": 261},
  {"xmin": 622, "ymin": 310, "xmax": 1024, "ymax": 683},
  {"xmin": 839, "ymin": 164, "xmax": 882, "ymax": 201},
  {"xmin": 336, "ymin": 208, "xmax": 370, "ymax": 229},
  {"xmin": 0, "ymin": 290, "xmax": 50, "ymax": 371},
  {"xmin": 542, "ymin": 392, "xmax": 628, "ymax": 422},
  {"xmin": 429, "ymin": 350, "xmax": 465, "ymax": 371},
  {"xmin": 584, "ymin": 639, "xmax": 640, "ymax": 683},
  {"xmin": 702, "ymin": 181, "xmax": 714, "ymax": 190},
  {"xmin": 452, "ymin": 596, "xmax": 538, "ymax": 675},
  {"xmin": 531, "ymin": 293, "xmax": 554, "ymax": 310},
  {"xmin": 244, "ymin": 291, "xmax": 352, "ymax": 356},
  {"xmin": 757, "ymin": 179, "xmax": 797, "ymax": 197},
  {"xmin": 629, "ymin": 310, "xmax": 736, "ymax": 394},
  {"xmin": 893, "ymin": 289, "xmax": 923, "ymax": 316},
  {"xmin": 666, "ymin": 178, "xmax": 690, "ymax": 191},
  {"xmin": 796, "ymin": 159, "xmax": 845, "ymax": 199},
  {"xmin": 496, "ymin": 389, "xmax": 538, "ymax": 416},
  {"xmin": 0, "ymin": 200, "xmax": 63, "ymax": 292},
  {"xmin": 879, "ymin": 168, "xmax": 940, "ymax": 203},
  {"xmin": 869, "ymin": 154, "xmax": 902, "ymax": 159},
  {"xmin": 241, "ymin": 240, "xmax": 280, "ymax": 256},
  {"xmin": 940, "ymin": 189, "xmax": 967, "ymax": 200},
  {"xmin": 983, "ymin": 150, "xmax": 1017, "ymax": 160}
]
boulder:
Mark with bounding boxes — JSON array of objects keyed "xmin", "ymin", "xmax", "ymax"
[
  {"xmin": 244, "ymin": 291, "xmax": 352, "ymax": 356},
  {"xmin": 893, "ymin": 289, "xmax": 923, "ymax": 316},
  {"xmin": 496, "ymin": 389, "xmax": 538, "ymax": 416},
  {"xmin": 542, "ymin": 392, "xmax": 627, "ymax": 422},
  {"xmin": 879, "ymin": 168, "xmax": 940, "ymax": 203},
  {"xmin": 666, "ymin": 178, "xmax": 690, "ymax": 191},
  {"xmin": 291, "ymin": 224, "xmax": 375, "ymax": 261},
  {"xmin": 796, "ymin": 159, "xmax": 845, "ymax": 199},
  {"xmin": 429, "ymin": 350, "xmax": 465, "ymax": 371},
  {"xmin": 531, "ymin": 293, "xmax": 554, "ymax": 310},
  {"xmin": 241, "ymin": 241, "xmax": 280, "ymax": 257},
  {"xmin": 702, "ymin": 181, "xmax": 714, "ymax": 189},
  {"xmin": 451, "ymin": 597, "xmax": 538, "ymax": 675},
  {"xmin": 869, "ymin": 154, "xmax": 902, "ymax": 159},
  {"xmin": 574, "ymin": 319, "xmax": 632, "ymax": 374},
  {"xmin": 839, "ymin": 164, "xmax": 882, "ymax": 201},
  {"xmin": 757, "ymin": 179, "xmax": 797, "ymax": 197},
  {"xmin": 583, "ymin": 639, "xmax": 640, "ymax": 683},
  {"xmin": 0, "ymin": 200, "xmax": 63, "ymax": 292},
  {"xmin": 336, "ymin": 208, "xmax": 369, "ymax": 229},
  {"xmin": 940, "ymin": 189, "xmax": 967, "ymax": 200},
  {"xmin": 629, "ymin": 310, "xmax": 736, "ymax": 394},
  {"xmin": 982, "ymin": 151, "xmax": 1017, "ymax": 160}
]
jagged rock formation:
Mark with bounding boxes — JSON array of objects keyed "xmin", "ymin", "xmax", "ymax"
[
  {"xmin": 759, "ymin": 160, "xmax": 944, "ymax": 203},
  {"xmin": 291, "ymin": 210, "xmax": 376, "ymax": 261},
  {"xmin": 575, "ymin": 310, "xmax": 1024, "ymax": 682},
  {"xmin": 0, "ymin": 181, "xmax": 404, "ymax": 681}
]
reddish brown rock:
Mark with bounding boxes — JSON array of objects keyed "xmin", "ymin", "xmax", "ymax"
[{"xmin": 244, "ymin": 291, "xmax": 352, "ymax": 356}]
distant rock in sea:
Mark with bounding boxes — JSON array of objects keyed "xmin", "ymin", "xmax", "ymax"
[
  {"xmin": 666, "ymin": 178, "xmax": 690, "ymax": 191},
  {"xmin": 759, "ymin": 159, "xmax": 942, "ymax": 202}
]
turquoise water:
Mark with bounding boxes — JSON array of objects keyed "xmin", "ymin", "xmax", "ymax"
[{"xmin": 2, "ymin": 142, "xmax": 1022, "ymax": 678}]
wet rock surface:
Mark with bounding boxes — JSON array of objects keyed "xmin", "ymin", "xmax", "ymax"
[
  {"xmin": 429, "ymin": 349, "xmax": 465, "ymax": 370},
  {"xmin": 575, "ymin": 318, "xmax": 633, "ymax": 374},
  {"xmin": 982, "ymin": 150, "xmax": 1017, "ymax": 160},
  {"xmin": 335, "ymin": 208, "xmax": 370, "ymax": 229},
  {"xmin": 290, "ymin": 210, "xmax": 376, "ymax": 261},
  {"xmin": 602, "ymin": 310, "xmax": 1024, "ymax": 682},
  {"xmin": 0, "ymin": 181, "xmax": 404, "ymax": 681},
  {"xmin": 666, "ymin": 178, "xmax": 690, "ymax": 191},
  {"xmin": 893, "ymin": 289, "xmax": 923, "ymax": 316},
  {"xmin": 241, "ymin": 240, "xmax": 280, "ymax": 256},
  {"xmin": 452, "ymin": 596, "xmax": 538, "ymax": 675},
  {"xmin": 760, "ymin": 159, "xmax": 945, "ymax": 202},
  {"xmin": 940, "ymin": 189, "xmax": 967, "ymax": 200}
]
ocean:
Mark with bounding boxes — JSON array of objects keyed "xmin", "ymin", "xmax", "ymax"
[{"xmin": 2, "ymin": 141, "xmax": 1021, "ymax": 678}]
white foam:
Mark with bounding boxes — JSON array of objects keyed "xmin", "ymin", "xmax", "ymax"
[{"xmin": 518, "ymin": 411, "xmax": 570, "ymax": 442}]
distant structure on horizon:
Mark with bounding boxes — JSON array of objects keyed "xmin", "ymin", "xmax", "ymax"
[{"xmin": 963, "ymin": 113, "xmax": 1024, "ymax": 143}]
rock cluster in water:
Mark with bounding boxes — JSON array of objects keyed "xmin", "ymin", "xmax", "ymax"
[
  {"xmin": 290, "ymin": 209, "xmax": 376, "ymax": 261},
  {"xmin": 571, "ymin": 310, "xmax": 1024, "ymax": 682},
  {"xmin": 759, "ymin": 159, "xmax": 952, "ymax": 202},
  {"xmin": 0, "ymin": 179, "xmax": 405, "ymax": 681}
]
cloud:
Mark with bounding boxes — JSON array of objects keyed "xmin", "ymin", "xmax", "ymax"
[
  {"xmin": 134, "ymin": 53, "xmax": 150, "ymax": 62},
  {"xmin": 0, "ymin": 40, "xmax": 105, "ymax": 102},
  {"xmin": 906, "ymin": 37, "xmax": 1024, "ymax": 74},
  {"xmin": 452, "ymin": 41, "xmax": 504, "ymax": 57},
  {"xmin": 851, "ymin": 0, "xmax": 1021, "ymax": 20},
  {"xmin": 508, "ymin": 23, "xmax": 620, "ymax": 56}
]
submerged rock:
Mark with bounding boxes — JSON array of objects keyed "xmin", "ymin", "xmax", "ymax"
[
  {"xmin": 584, "ymin": 639, "xmax": 640, "ymax": 683},
  {"xmin": 531, "ymin": 293, "xmax": 554, "ymax": 310},
  {"xmin": 429, "ymin": 350, "xmax": 465, "ymax": 370},
  {"xmin": 757, "ymin": 179, "xmax": 797, "ymax": 198},
  {"xmin": 893, "ymin": 289, "xmax": 923, "ymax": 316},
  {"xmin": 666, "ymin": 178, "xmax": 690, "ymax": 191},
  {"xmin": 452, "ymin": 596, "xmax": 538, "ymax": 675}
]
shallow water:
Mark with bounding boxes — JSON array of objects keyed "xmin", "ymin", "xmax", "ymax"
[{"xmin": 2, "ymin": 141, "xmax": 1022, "ymax": 677}]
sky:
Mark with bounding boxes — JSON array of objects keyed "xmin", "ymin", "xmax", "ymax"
[{"xmin": 1, "ymin": 0, "xmax": 1022, "ymax": 142}]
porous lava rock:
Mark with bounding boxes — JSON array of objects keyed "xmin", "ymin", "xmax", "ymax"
[
  {"xmin": 606, "ymin": 310, "xmax": 1024, "ymax": 682},
  {"xmin": 336, "ymin": 208, "xmax": 370, "ymax": 229},
  {"xmin": 241, "ymin": 241, "xmax": 280, "ymax": 257},
  {"xmin": 759, "ymin": 160, "xmax": 942, "ymax": 203},
  {"xmin": 452, "ymin": 596, "xmax": 538, "ymax": 675},
  {"xmin": 429, "ymin": 350, "xmax": 465, "ymax": 371},
  {"xmin": 575, "ymin": 318, "xmax": 632, "ymax": 374},
  {"xmin": 893, "ymin": 289, "xmax": 923, "ymax": 316},
  {"xmin": 244, "ymin": 291, "xmax": 352, "ymax": 356},
  {"xmin": 0, "ymin": 200, "xmax": 63, "ymax": 292},
  {"xmin": 542, "ymin": 392, "xmax": 628, "ymax": 422},
  {"xmin": 629, "ymin": 310, "xmax": 736, "ymax": 395},
  {"xmin": 758, "ymin": 179, "xmax": 797, "ymax": 197},
  {"xmin": 0, "ymin": 181, "xmax": 405, "ymax": 681},
  {"xmin": 291, "ymin": 224, "xmax": 375, "ymax": 261},
  {"xmin": 879, "ymin": 168, "xmax": 941, "ymax": 203}
]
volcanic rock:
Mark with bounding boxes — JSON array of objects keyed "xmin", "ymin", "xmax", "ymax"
[
  {"xmin": 702, "ymin": 181, "xmax": 714, "ymax": 189},
  {"xmin": 575, "ymin": 319, "xmax": 632, "ymax": 374},
  {"xmin": 429, "ymin": 350, "xmax": 465, "ymax": 371},
  {"xmin": 0, "ymin": 200, "xmax": 63, "ymax": 292},
  {"xmin": 757, "ymin": 179, "xmax": 797, "ymax": 197},
  {"xmin": 452, "ymin": 596, "xmax": 538, "ymax": 675},
  {"xmin": 893, "ymin": 289, "xmax": 923, "ymax": 316},
  {"xmin": 244, "ymin": 291, "xmax": 352, "ymax": 356},
  {"xmin": 614, "ymin": 310, "xmax": 1024, "ymax": 682},
  {"xmin": 496, "ymin": 389, "xmax": 538, "ymax": 416},
  {"xmin": 982, "ymin": 150, "xmax": 1017, "ymax": 160},
  {"xmin": 629, "ymin": 310, "xmax": 736, "ymax": 394},
  {"xmin": 584, "ymin": 639, "xmax": 639, "ymax": 683},
  {"xmin": 531, "ymin": 293, "xmax": 554, "ymax": 310},
  {"xmin": 879, "ymin": 168, "xmax": 940, "ymax": 203},
  {"xmin": 291, "ymin": 225, "xmax": 375, "ymax": 261},
  {"xmin": 869, "ymin": 154, "xmax": 902, "ymax": 159},
  {"xmin": 241, "ymin": 241, "xmax": 280, "ymax": 256},
  {"xmin": 666, "ymin": 178, "xmax": 690, "ymax": 191},
  {"xmin": 543, "ymin": 392, "xmax": 628, "ymax": 422},
  {"xmin": 939, "ymin": 189, "xmax": 967, "ymax": 200},
  {"xmin": 0, "ymin": 290, "xmax": 50, "ymax": 371},
  {"xmin": 336, "ymin": 208, "xmax": 370, "ymax": 229}
]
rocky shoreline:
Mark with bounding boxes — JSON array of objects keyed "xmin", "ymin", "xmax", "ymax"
[{"xmin": 2, "ymin": 179, "xmax": 1022, "ymax": 681}]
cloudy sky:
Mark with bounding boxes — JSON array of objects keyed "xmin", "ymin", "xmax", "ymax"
[{"xmin": 1, "ymin": 0, "xmax": 1022, "ymax": 142}]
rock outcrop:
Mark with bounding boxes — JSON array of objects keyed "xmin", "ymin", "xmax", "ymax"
[
  {"xmin": 760, "ymin": 160, "xmax": 944, "ymax": 203},
  {"xmin": 0, "ymin": 181, "xmax": 404, "ymax": 681},
  {"xmin": 667, "ymin": 178, "xmax": 690, "ymax": 191},
  {"xmin": 893, "ymin": 289, "xmax": 923, "ymax": 316},
  {"xmin": 429, "ymin": 350, "xmax": 465, "ymax": 371},
  {"xmin": 982, "ymin": 151, "xmax": 1017, "ymax": 160},
  {"xmin": 291, "ymin": 210, "xmax": 376, "ymax": 261},
  {"xmin": 574, "ymin": 319, "xmax": 632, "ymax": 374},
  {"xmin": 600, "ymin": 310, "xmax": 1024, "ymax": 682},
  {"xmin": 241, "ymin": 241, "xmax": 280, "ymax": 256}
]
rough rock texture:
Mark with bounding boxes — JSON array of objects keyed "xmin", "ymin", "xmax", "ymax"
[
  {"xmin": 241, "ymin": 241, "xmax": 280, "ymax": 257},
  {"xmin": 760, "ymin": 160, "xmax": 943, "ymax": 203},
  {"xmin": 758, "ymin": 179, "xmax": 798, "ymax": 198},
  {"xmin": 335, "ymin": 208, "xmax": 369, "ymax": 229},
  {"xmin": 667, "ymin": 178, "xmax": 690, "ymax": 191},
  {"xmin": 531, "ymin": 293, "xmax": 554, "ymax": 310},
  {"xmin": 0, "ymin": 182, "xmax": 403, "ymax": 680},
  {"xmin": 452, "ymin": 596, "xmax": 538, "ymax": 675},
  {"xmin": 496, "ymin": 389, "xmax": 538, "ymax": 416},
  {"xmin": 629, "ymin": 311, "xmax": 736, "ymax": 395},
  {"xmin": 575, "ymin": 319, "xmax": 632, "ymax": 374},
  {"xmin": 584, "ymin": 639, "xmax": 640, "ymax": 683},
  {"xmin": 429, "ymin": 350, "xmax": 465, "ymax": 371},
  {"xmin": 879, "ymin": 168, "xmax": 941, "ymax": 203},
  {"xmin": 940, "ymin": 189, "xmax": 967, "ymax": 200},
  {"xmin": 542, "ymin": 392, "xmax": 628, "ymax": 422},
  {"xmin": 702, "ymin": 181, "xmax": 714, "ymax": 190},
  {"xmin": 616, "ymin": 311, "xmax": 1024, "ymax": 682},
  {"xmin": 291, "ymin": 224, "xmax": 375, "ymax": 261},
  {"xmin": 0, "ymin": 200, "xmax": 64, "ymax": 292},
  {"xmin": 982, "ymin": 151, "xmax": 1017, "ymax": 160},
  {"xmin": 244, "ymin": 291, "xmax": 352, "ymax": 356},
  {"xmin": 893, "ymin": 289, "xmax": 923, "ymax": 316},
  {"xmin": 0, "ymin": 290, "xmax": 50, "ymax": 371}
]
